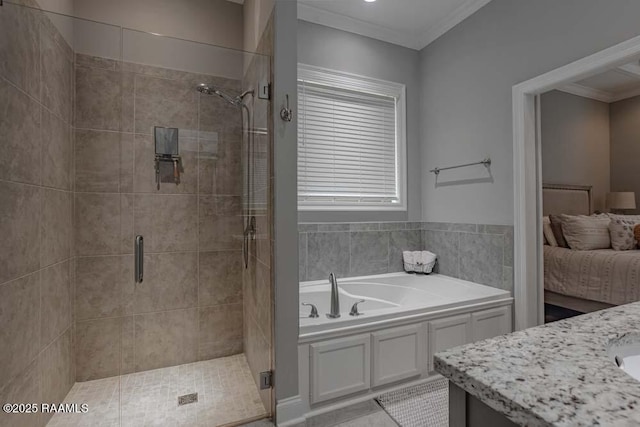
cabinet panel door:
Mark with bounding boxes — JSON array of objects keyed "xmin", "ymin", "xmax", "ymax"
[
  {"xmin": 310, "ymin": 334, "xmax": 371, "ymax": 404},
  {"xmin": 428, "ymin": 314, "xmax": 471, "ymax": 372},
  {"xmin": 471, "ymin": 306, "xmax": 512, "ymax": 342},
  {"xmin": 372, "ymin": 324, "xmax": 424, "ymax": 387}
]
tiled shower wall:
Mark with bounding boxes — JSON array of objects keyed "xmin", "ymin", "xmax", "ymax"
[
  {"xmin": 242, "ymin": 16, "xmax": 274, "ymax": 412},
  {"xmin": 298, "ymin": 222, "xmax": 514, "ymax": 293},
  {"xmin": 73, "ymin": 53, "xmax": 245, "ymax": 381},
  {"xmin": 0, "ymin": 2, "xmax": 75, "ymax": 426}
]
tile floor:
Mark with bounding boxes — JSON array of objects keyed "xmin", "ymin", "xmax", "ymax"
[
  {"xmin": 47, "ymin": 354, "xmax": 267, "ymax": 427},
  {"xmin": 240, "ymin": 400, "xmax": 397, "ymax": 427}
]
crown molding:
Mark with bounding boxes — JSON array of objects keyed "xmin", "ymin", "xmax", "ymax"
[
  {"xmin": 558, "ymin": 82, "xmax": 614, "ymax": 103},
  {"xmin": 417, "ymin": 0, "xmax": 493, "ymax": 48},
  {"xmin": 297, "ymin": 3, "xmax": 421, "ymax": 49},
  {"xmin": 298, "ymin": 0, "xmax": 494, "ymax": 51}
]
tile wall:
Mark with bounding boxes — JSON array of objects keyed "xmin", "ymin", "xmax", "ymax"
[
  {"xmin": 242, "ymin": 16, "xmax": 274, "ymax": 412},
  {"xmin": 73, "ymin": 53, "xmax": 246, "ymax": 381},
  {"xmin": 298, "ymin": 222, "xmax": 514, "ymax": 293},
  {"xmin": 0, "ymin": 2, "xmax": 75, "ymax": 426}
]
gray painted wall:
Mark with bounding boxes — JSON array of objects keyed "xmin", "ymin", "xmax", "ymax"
[
  {"xmin": 273, "ymin": 0, "xmax": 300, "ymax": 405},
  {"xmin": 541, "ymin": 90, "xmax": 611, "ymax": 212},
  {"xmin": 610, "ymin": 94, "xmax": 640, "ymax": 214},
  {"xmin": 297, "ymin": 20, "xmax": 422, "ymax": 223},
  {"xmin": 420, "ymin": 0, "xmax": 640, "ymax": 225}
]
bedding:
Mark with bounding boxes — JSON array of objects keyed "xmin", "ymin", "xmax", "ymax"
[
  {"xmin": 544, "ymin": 246, "xmax": 640, "ymax": 306},
  {"xmin": 560, "ymin": 214, "xmax": 611, "ymax": 250}
]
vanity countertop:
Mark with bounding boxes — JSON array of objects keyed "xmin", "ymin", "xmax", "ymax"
[{"xmin": 434, "ymin": 302, "xmax": 640, "ymax": 426}]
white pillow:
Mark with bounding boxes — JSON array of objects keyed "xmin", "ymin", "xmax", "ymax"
[
  {"xmin": 543, "ymin": 216, "xmax": 557, "ymax": 246},
  {"xmin": 560, "ymin": 214, "xmax": 611, "ymax": 250},
  {"xmin": 609, "ymin": 217, "xmax": 640, "ymax": 251}
]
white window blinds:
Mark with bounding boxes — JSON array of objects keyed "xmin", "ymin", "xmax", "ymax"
[{"xmin": 298, "ymin": 65, "xmax": 406, "ymax": 210}]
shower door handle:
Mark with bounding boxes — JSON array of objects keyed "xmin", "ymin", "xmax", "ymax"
[{"xmin": 135, "ymin": 235, "xmax": 144, "ymax": 283}]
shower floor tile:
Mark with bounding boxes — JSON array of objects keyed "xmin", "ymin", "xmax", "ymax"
[{"xmin": 46, "ymin": 354, "xmax": 268, "ymax": 427}]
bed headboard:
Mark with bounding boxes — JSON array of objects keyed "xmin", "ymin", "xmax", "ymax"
[{"xmin": 542, "ymin": 183, "xmax": 593, "ymax": 216}]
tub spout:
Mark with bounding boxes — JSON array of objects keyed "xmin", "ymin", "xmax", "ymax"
[{"xmin": 327, "ymin": 272, "xmax": 340, "ymax": 318}]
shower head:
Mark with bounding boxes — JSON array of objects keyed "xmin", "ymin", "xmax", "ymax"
[{"xmin": 197, "ymin": 83, "xmax": 253, "ymax": 107}]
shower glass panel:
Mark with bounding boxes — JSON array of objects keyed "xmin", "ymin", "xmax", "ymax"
[{"xmin": 0, "ymin": 2, "xmax": 273, "ymax": 426}]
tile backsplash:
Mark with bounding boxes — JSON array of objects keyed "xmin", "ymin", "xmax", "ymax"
[{"xmin": 298, "ymin": 221, "xmax": 514, "ymax": 293}]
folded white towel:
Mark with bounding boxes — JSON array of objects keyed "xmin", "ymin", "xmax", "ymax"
[
  {"xmin": 402, "ymin": 251, "xmax": 415, "ymax": 265},
  {"xmin": 421, "ymin": 251, "xmax": 437, "ymax": 265}
]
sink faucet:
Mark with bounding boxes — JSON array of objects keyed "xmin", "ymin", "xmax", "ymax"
[{"xmin": 327, "ymin": 272, "xmax": 340, "ymax": 318}]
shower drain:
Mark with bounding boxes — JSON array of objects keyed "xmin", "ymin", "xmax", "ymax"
[{"xmin": 178, "ymin": 393, "xmax": 198, "ymax": 406}]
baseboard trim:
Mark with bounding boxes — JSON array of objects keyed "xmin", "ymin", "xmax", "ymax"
[{"xmin": 276, "ymin": 395, "xmax": 306, "ymax": 426}]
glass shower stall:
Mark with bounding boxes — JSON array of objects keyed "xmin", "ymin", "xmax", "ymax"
[{"xmin": 0, "ymin": 1, "xmax": 274, "ymax": 426}]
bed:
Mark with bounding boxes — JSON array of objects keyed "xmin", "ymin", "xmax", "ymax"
[{"xmin": 543, "ymin": 184, "xmax": 640, "ymax": 312}]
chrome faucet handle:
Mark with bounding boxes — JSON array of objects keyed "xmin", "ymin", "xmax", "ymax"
[
  {"xmin": 302, "ymin": 303, "xmax": 319, "ymax": 318},
  {"xmin": 349, "ymin": 300, "xmax": 365, "ymax": 316}
]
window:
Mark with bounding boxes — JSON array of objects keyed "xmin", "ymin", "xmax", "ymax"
[{"xmin": 297, "ymin": 64, "xmax": 407, "ymax": 211}]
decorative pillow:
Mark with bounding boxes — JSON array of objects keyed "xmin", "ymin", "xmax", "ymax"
[
  {"xmin": 543, "ymin": 216, "xmax": 557, "ymax": 246},
  {"xmin": 549, "ymin": 215, "xmax": 568, "ymax": 248},
  {"xmin": 560, "ymin": 214, "xmax": 611, "ymax": 250},
  {"xmin": 609, "ymin": 217, "xmax": 640, "ymax": 250},
  {"xmin": 635, "ymin": 225, "xmax": 640, "ymax": 247}
]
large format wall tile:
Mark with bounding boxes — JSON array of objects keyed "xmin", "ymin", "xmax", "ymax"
[
  {"xmin": 298, "ymin": 233, "xmax": 307, "ymax": 282},
  {"xmin": 0, "ymin": 78, "xmax": 41, "ymax": 185},
  {"xmin": 199, "ymin": 303, "xmax": 243, "ymax": 360},
  {"xmin": 459, "ymin": 233, "xmax": 504, "ymax": 288},
  {"xmin": 41, "ymin": 188, "xmax": 71, "ymax": 267},
  {"xmin": 0, "ymin": 3, "xmax": 40, "ymax": 99},
  {"xmin": 75, "ymin": 256, "xmax": 128, "ymax": 321},
  {"xmin": 75, "ymin": 317, "xmax": 122, "ymax": 381},
  {"xmin": 75, "ymin": 193, "xmax": 121, "ymax": 256},
  {"xmin": 74, "ymin": 129, "xmax": 121, "ymax": 193},
  {"xmin": 39, "ymin": 328, "xmax": 73, "ymax": 408},
  {"xmin": 424, "ymin": 230, "xmax": 459, "ymax": 277},
  {"xmin": 389, "ymin": 230, "xmax": 422, "ymax": 272},
  {"xmin": 134, "ymin": 194, "xmax": 198, "ymax": 252},
  {"xmin": 75, "ymin": 65, "xmax": 122, "ymax": 131},
  {"xmin": 198, "ymin": 195, "xmax": 243, "ymax": 251},
  {"xmin": 199, "ymin": 251, "xmax": 242, "ymax": 307},
  {"xmin": 0, "ymin": 273, "xmax": 40, "ymax": 389},
  {"xmin": 40, "ymin": 261, "xmax": 71, "ymax": 349},
  {"xmin": 134, "ymin": 74, "xmax": 198, "ymax": 135},
  {"xmin": 349, "ymin": 231, "xmax": 389, "ymax": 277},
  {"xmin": 41, "ymin": 26, "xmax": 72, "ymax": 123},
  {"xmin": 0, "ymin": 181, "xmax": 40, "ymax": 284},
  {"xmin": 134, "ymin": 308, "xmax": 198, "ymax": 372},
  {"xmin": 0, "ymin": 359, "xmax": 41, "ymax": 427},
  {"xmin": 307, "ymin": 232, "xmax": 350, "ymax": 281},
  {"xmin": 134, "ymin": 252, "xmax": 197, "ymax": 313},
  {"xmin": 41, "ymin": 108, "xmax": 71, "ymax": 190}
]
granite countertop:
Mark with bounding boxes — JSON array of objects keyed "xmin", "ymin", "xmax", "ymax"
[{"xmin": 434, "ymin": 302, "xmax": 640, "ymax": 426}]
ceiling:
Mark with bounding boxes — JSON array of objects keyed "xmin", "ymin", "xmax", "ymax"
[
  {"xmin": 297, "ymin": 0, "xmax": 494, "ymax": 50},
  {"xmin": 559, "ymin": 61, "xmax": 640, "ymax": 103}
]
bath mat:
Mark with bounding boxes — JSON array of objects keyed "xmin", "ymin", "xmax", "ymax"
[{"xmin": 375, "ymin": 377, "xmax": 448, "ymax": 427}]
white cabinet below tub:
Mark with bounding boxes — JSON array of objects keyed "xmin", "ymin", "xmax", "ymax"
[
  {"xmin": 372, "ymin": 324, "xmax": 425, "ymax": 387},
  {"xmin": 471, "ymin": 306, "xmax": 512, "ymax": 341},
  {"xmin": 427, "ymin": 314, "xmax": 472, "ymax": 372},
  {"xmin": 310, "ymin": 334, "xmax": 371, "ymax": 404}
]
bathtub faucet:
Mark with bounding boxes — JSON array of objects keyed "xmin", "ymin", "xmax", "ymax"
[{"xmin": 327, "ymin": 272, "xmax": 341, "ymax": 318}]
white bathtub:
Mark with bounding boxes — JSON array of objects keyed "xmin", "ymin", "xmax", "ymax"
[
  {"xmin": 299, "ymin": 272, "xmax": 511, "ymax": 336},
  {"xmin": 286, "ymin": 272, "xmax": 513, "ymax": 424}
]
